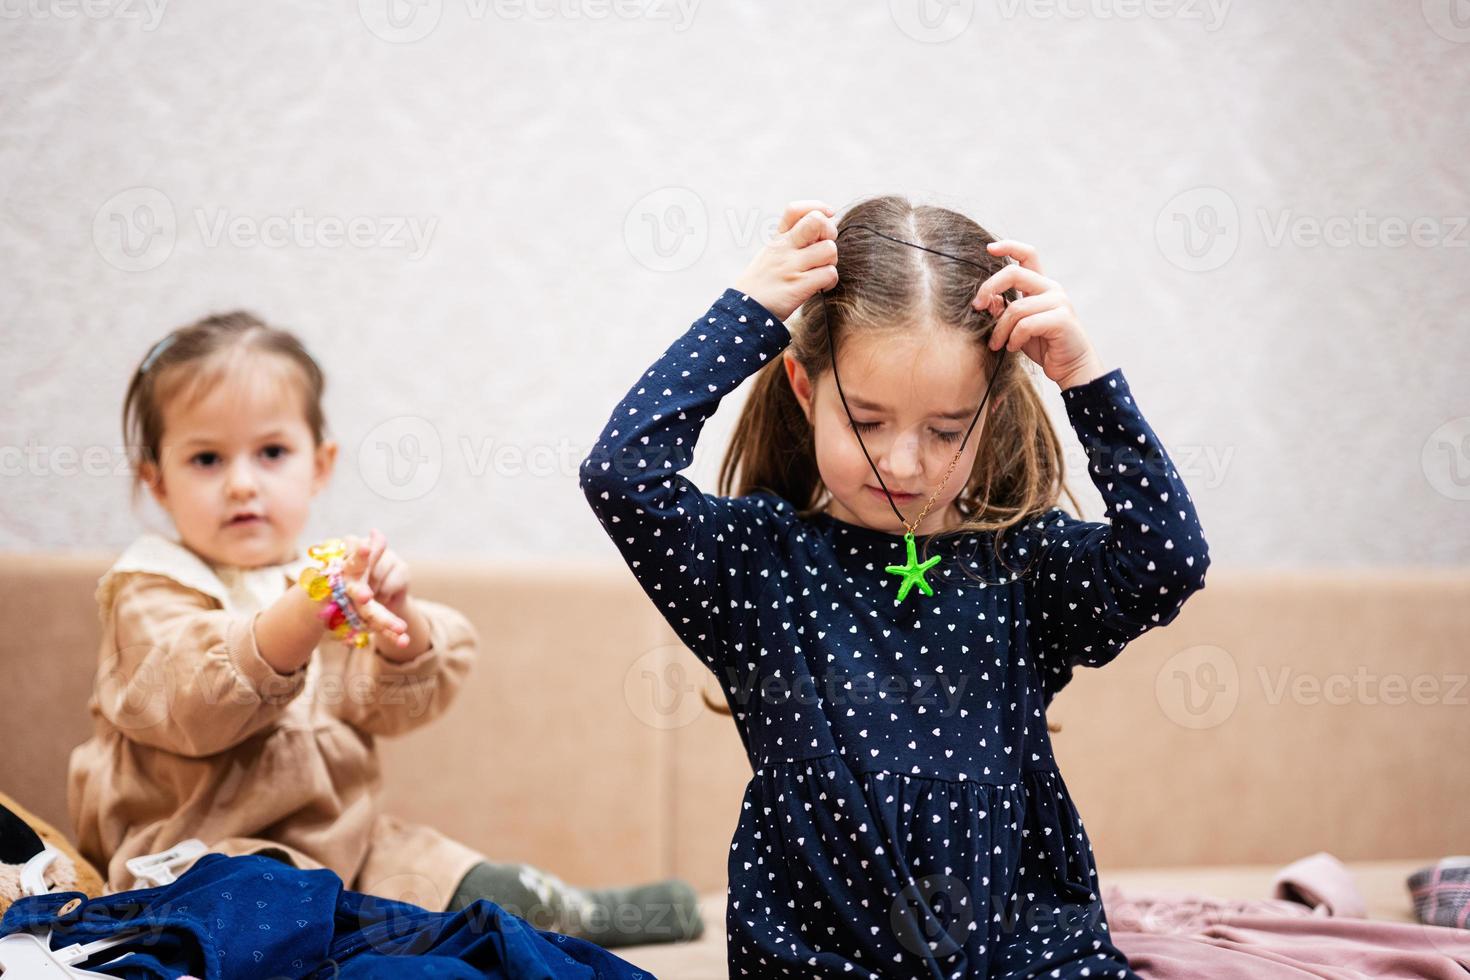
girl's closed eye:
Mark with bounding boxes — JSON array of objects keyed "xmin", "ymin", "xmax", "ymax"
[{"xmin": 848, "ymin": 419, "xmax": 963, "ymax": 443}]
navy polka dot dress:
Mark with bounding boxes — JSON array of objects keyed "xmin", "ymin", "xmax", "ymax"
[{"xmin": 580, "ymin": 290, "xmax": 1210, "ymax": 978}]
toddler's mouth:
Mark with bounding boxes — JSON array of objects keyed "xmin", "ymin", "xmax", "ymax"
[{"xmin": 225, "ymin": 512, "xmax": 266, "ymax": 527}]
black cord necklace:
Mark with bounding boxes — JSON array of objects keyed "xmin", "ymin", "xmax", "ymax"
[{"xmin": 818, "ymin": 224, "xmax": 1008, "ymax": 603}]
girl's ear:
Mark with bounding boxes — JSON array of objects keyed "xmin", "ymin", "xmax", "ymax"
[
  {"xmin": 139, "ymin": 460, "xmax": 167, "ymax": 509},
  {"xmin": 138, "ymin": 461, "xmax": 169, "ymax": 517},
  {"xmin": 784, "ymin": 353, "xmax": 815, "ymax": 422},
  {"xmin": 311, "ymin": 440, "xmax": 338, "ymax": 496}
]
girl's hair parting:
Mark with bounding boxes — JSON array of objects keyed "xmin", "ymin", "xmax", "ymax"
[
  {"xmin": 719, "ymin": 194, "xmax": 1081, "ymax": 557},
  {"xmin": 708, "ymin": 195, "xmax": 1082, "ymax": 729},
  {"xmin": 122, "ymin": 310, "xmax": 328, "ymax": 498}
]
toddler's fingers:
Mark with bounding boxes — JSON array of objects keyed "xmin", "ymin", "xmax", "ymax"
[
  {"xmin": 341, "ymin": 535, "xmax": 370, "ymax": 577},
  {"xmin": 364, "ymin": 530, "xmax": 388, "ymax": 588},
  {"xmin": 377, "ymin": 564, "xmax": 409, "ymax": 604},
  {"xmin": 348, "ymin": 582, "xmax": 407, "ymax": 638},
  {"xmin": 778, "ymin": 200, "xmax": 835, "ymax": 235}
]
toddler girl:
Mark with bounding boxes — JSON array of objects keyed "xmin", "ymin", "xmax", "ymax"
[{"xmin": 68, "ymin": 312, "xmax": 701, "ymax": 948}]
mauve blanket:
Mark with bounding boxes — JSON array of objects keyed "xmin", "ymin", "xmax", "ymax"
[{"xmin": 1103, "ymin": 853, "xmax": 1470, "ymax": 978}]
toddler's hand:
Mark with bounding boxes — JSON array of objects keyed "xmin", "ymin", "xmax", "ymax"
[
  {"xmin": 339, "ymin": 531, "xmax": 412, "ymax": 649},
  {"xmin": 973, "ymin": 240, "xmax": 1106, "ymax": 390},
  {"xmin": 732, "ymin": 200, "xmax": 839, "ymax": 322}
]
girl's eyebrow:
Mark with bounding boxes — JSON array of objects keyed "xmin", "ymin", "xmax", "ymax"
[
  {"xmin": 179, "ymin": 428, "xmax": 289, "ymax": 447},
  {"xmin": 848, "ymin": 395, "xmax": 979, "ymax": 420}
]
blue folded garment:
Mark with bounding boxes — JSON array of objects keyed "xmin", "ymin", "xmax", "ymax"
[{"xmin": 0, "ymin": 852, "xmax": 655, "ymax": 979}]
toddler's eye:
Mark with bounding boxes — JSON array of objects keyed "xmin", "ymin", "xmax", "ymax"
[
  {"xmin": 849, "ymin": 420, "xmax": 881, "ymax": 434},
  {"xmin": 189, "ymin": 451, "xmax": 220, "ymax": 468},
  {"xmin": 260, "ymin": 444, "xmax": 289, "ymax": 461}
]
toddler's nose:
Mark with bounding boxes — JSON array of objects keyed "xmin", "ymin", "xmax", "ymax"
[{"xmin": 224, "ymin": 459, "xmax": 258, "ymax": 499}]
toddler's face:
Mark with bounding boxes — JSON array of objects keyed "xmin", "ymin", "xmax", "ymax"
[
  {"xmin": 786, "ymin": 325, "xmax": 998, "ymax": 535},
  {"xmin": 143, "ymin": 358, "xmax": 336, "ymax": 568}
]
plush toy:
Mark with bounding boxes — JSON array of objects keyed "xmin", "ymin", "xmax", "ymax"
[{"xmin": 0, "ymin": 792, "xmax": 104, "ymax": 917}]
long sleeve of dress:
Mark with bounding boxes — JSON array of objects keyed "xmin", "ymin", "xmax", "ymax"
[
  {"xmin": 1021, "ymin": 367, "xmax": 1212, "ymax": 699},
  {"xmin": 99, "ymin": 573, "xmax": 309, "ymax": 758},
  {"xmin": 335, "ymin": 598, "xmax": 477, "ymax": 738},
  {"xmin": 579, "ymin": 288, "xmax": 791, "ymax": 671}
]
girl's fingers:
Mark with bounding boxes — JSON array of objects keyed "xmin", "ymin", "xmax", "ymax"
[
  {"xmin": 778, "ymin": 200, "xmax": 835, "ymax": 235},
  {"xmin": 987, "ymin": 293, "xmax": 1048, "ymax": 350},
  {"xmin": 974, "ymin": 263, "xmax": 1055, "ymax": 308},
  {"xmin": 802, "ymin": 264, "xmax": 840, "ymax": 296},
  {"xmin": 341, "ymin": 535, "xmax": 370, "ymax": 578},
  {"xmin": 796, "ymin": 237, "xmax": 838, "ymax": 273},
  {"xmin": 364, "ymin": 530, "xmax": 387, "ymax": 583},
  {"xmin": 787, "ymin": 209, "xmax": 838, "ymax": 250},
  {"xmin": 986, "ymin": 239, "xmax": 1045, "ymax": 274},
  {"xmin": 377, "ymin": 564, "xmax": 408, "ymax": 603},
  {"xmin": 986, "ymin": 293, "xmax": 1051, "ymax": 349},
  {"xmin": 349, "ymin": 582, "xmax": 407, "ymax": 638}
]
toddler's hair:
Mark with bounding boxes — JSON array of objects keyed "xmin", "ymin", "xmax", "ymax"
[
  {"xmin": 121, "ymin": 310, "xmax": 327, "ymax": 499},
  {"xmin": 719, "ymin": 195, "xmax": 1081, "ymax": 561}
]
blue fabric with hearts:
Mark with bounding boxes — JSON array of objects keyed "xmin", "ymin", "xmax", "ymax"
[{"xmin": 0, "ymin": 852, "xmax": 654, "ymax": 979}]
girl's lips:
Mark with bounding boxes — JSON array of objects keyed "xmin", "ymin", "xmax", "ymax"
[{"xmin": 868, "ymin": 486, "xmax": 918, "ymax": 502}]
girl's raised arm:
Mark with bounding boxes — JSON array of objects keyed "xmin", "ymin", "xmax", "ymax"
[
  {"xmin": 579, "ymin": 288, "xmax": 792, "ymax": 670},
  {"xmin": 1023, "ymin": 369, "xmax": 1212, "ymax": 700}
]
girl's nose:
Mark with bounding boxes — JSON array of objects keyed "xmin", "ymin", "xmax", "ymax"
[
  {"xmin": 224, "ymin": 459, "xmax": 258, "ymax": 499},
  {"xmin": 880, "ymin": 427, "xmax": 924, "ymax": 481}
]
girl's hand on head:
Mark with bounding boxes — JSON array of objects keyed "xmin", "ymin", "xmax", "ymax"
[
  {"xmin": 974, "ymin": 240, "xmax": 1108, "ymax": 390},
  {"xmin": 732, "ymin": 201, "xmax": 839, "ymax": 322},
  {"xmin": 339, "ymin": 532, "xmax": 411, "ymax": 649}
]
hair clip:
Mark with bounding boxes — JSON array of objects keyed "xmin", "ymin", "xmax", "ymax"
[{"xmin": 139, "ymin": 335, "xmax": 177, "ymax": 374}]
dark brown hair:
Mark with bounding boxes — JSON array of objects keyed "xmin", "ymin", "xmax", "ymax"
[
  {"xmin": 707, "ymin": 195, "xmax": 1081, "ymax": 728},
  {"xmin": 122, "ymin": 310, "xmax": 327, "ymax": 497}
]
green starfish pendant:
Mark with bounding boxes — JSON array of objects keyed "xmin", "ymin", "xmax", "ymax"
[{"xmin": 885, "ymin": 531, "xmax": 942, "ymax": 603}]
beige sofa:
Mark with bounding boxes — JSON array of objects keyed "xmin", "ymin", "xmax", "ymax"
[{"xmin": 2, "ymin": 553, "xmax": 1467, "ymax": 976}]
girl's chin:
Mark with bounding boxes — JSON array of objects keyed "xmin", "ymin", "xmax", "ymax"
[{"xmin": 192, "ymin": 536, "xmax": 296, "ymax": 569}]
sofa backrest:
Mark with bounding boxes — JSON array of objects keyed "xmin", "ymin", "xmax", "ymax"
[{"xmin": 2, "ymin": 553, "xmax": 1466, "ymax": 894}]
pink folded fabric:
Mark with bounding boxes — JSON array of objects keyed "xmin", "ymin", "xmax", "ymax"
[
  {"xmin": 1272, "ymin": 851, "xmax": 1369, "ymax": 918},
  {"xmin": 1100, "ymin": 852, "xmax": 1470, "ymax": 977},
  {"xmin": 1102, "ymin": 883, "xmax": 1315, "ymax": 934},
  {"xmin": 1117, "ymin": 914, "xmax": 1470, "ymax": 979}
]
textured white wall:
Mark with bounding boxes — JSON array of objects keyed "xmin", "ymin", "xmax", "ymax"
[{"xmin": 2, "ymin": 0, "xmax": 1467, "ymax": 566}]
